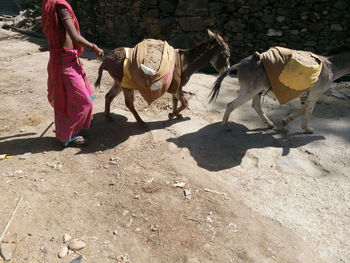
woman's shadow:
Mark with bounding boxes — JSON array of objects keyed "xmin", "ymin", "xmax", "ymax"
[
  {"xmin": 0, "ymin": 112, "xmax": 189, "ymax": 156},
  {"xmin": 167, "ymin": 122, "xmax": 325, "ymax": 171}
]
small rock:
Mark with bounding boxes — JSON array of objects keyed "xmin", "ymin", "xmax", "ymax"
[
  {"xmin": 229, "ymin": 223, "xmax": 239, "ymax": 232},
  {"xmin": 58, "ymin": 246, "xmax": 68, "ymax": 258},
  {"xmin": 133, "ymin": 194, "xmax": 141, "ymax": 199},
  {"xmin": 68, "ymin": 239, "xmax": 86, "ymax": 251},
  {"xmin": 135, "ymin": 227, "xmax": 142, "ymax": 232},
  {"xmin": 117, "ymin": 254, "xmax": 130, "ymax": 262},
  {"xmin": 0, "ymin": 243, "xmax": 14, "ymax": 261},
  {"xmin": 47, "ymin": 162, "xmax": 63, "ymax": 169},
  {"xmin": 151, "ymin": 224, "xmax": 158, "ymax": 231},
  {"xmin": 112, "ymin": 230, "xmax": 118, "ymax": 236},
  {"xmin": 63, "ymin": 233, "xmax": 72, "ymax": 243},
  {"xmin": 206, "ymin": 216, "xmax": 213, "ymax": 223},
  {"xmin": 109, "ymin": 160, "xmax": 117, "ymax": 165},
  {"xmin": 184, "ymin": 189, "xmax": 192, "ymax": 197},
  {"xmin": 173, "ymin": 181, "xmax": 186, "ymax": 188}
]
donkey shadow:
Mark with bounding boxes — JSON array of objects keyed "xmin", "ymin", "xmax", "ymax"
[
  {"xmin": 167, "ymin": 122, "xmax": 325, "ymax": 171},
  {"xmin": 77, "ymin": 113, "xmax": 190, "ymax": 154},
  {"xmin": 0, "ymin": 112, "xmax": 190, "ymax": 156}
]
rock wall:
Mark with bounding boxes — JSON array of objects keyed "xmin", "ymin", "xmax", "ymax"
[{"xmin": 75, "ymin": 0, "xmax": 350, "ymax": 61}]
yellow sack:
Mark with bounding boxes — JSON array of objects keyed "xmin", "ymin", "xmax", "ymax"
[
  {"xmin": 279, "ymin": 50, "xmax": 322, "ymax": 91},
  {"xmin": 121, "ymin": 48, "xmax": 136, "ymax": 90}
]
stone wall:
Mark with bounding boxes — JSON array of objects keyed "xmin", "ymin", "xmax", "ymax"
[{"xmin": 75, "ymin": 0, "xmax": 350, "ymax": 61}]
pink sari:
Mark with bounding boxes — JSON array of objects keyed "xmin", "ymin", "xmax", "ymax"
[{"xmin": 41, "ymin": 0, "xmax": 93, "ymax": 144}]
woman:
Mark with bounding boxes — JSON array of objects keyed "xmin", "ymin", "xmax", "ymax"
[{"xmin": 41, "ymin": 0, "xmax": 104, "ymax": 146}]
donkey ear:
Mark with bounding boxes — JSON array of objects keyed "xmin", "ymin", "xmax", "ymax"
[{"xmin": 207, "ymin": 29, "xmax": 216, "ymax": 39}]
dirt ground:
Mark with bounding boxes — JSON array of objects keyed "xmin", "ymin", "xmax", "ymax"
[{"xmin": 0, "ymin": 23, "xmax": 349, "ymax": 263}]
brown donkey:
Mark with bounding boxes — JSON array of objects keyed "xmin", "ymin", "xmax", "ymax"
[{"xmin": 95, "ymin": 30, "xmax": 230, "ymax": 125}]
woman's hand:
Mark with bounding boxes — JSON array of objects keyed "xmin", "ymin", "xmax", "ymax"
[{"xmin": 92, "ymin": 44, "xmax": 104, "ymax": 58}]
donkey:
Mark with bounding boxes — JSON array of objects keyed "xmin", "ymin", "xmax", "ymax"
[
  {"xmin": 210, "ymin": 45, "xmax": 350, "ymax": 133},
  {"xmin": 95, "ymin": 30, "xmax": 230, "ymax": 125}
]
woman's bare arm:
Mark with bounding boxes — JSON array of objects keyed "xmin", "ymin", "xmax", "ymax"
[{"xmin": 57, "ymin": 5, "xmax": 104, "ymax": 57}]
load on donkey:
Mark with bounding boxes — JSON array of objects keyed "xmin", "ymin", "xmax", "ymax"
[
  {"xmin": 210, "ymin": 45, "xmax": 350, "ymax": 134},
  {"xmin": 95, "ymin": 30, "xmax": 230, "ymax": 125}
]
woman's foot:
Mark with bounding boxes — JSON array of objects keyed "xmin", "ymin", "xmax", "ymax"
[
  {"xmin": 63, "ymin": 135, "xmax": 87, "ymax": 147},
  {"xmin": 71, "ymin": 136, "xmax": 87, "ymax": 146}
]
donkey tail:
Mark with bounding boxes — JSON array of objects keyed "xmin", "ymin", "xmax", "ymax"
[
  {"xmin": 209, "ymin": 63, "xmax": 240, "ymax": 103},
  {"xmin": 94, "ymin": 61, "xmax": 106, "ymax": 88}
]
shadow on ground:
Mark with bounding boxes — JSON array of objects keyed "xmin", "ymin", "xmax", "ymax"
[
  {"xmin": 0, "ymin": 112, "xmax": 190, "ymax": 156},
  {"xmin": 167, "ymin": 122, "xmax": 325, "ymax": 171}
]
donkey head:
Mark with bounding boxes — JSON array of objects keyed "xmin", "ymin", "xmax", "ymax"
[
  {"xmin": 326, "ymin": 44, "xmax": 350, "ymax": 81},
  {"xmin": 207, "ymin": 29, "xmax": 230, "ymax": 74}
]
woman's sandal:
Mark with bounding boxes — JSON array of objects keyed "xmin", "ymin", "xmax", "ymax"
[{"xmin": 71, "ymin": 136, "xmax": 87, "ymax": 146}]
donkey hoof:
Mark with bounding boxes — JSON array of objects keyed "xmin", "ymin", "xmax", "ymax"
[
  {"xmin": 176, "ymin": 114, "xmax": 183, "ymax": 119},
  {"xmin": 304, "ymin": 127, "xmax": 314, "ymax": 134},
  {"xmin": 168, "ymin": 113, "xmax": 175, "ymax": 120},
  {"xmin": 266, "ymin": 122, "xmax": 274, "ymax": 129}
]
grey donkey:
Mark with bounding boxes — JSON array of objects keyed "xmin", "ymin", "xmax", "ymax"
[{"xmin": 210, "ymin": 45, "xmax": 350, "ymax": 133}]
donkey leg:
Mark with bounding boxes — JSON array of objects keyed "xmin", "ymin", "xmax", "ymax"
[
  {"xmin": 301, "ymin": 101, "xmax": 317, "ymax": 134},
  {"xmin": 252, "ymin": 93, "xmax": 274, "ymax": 128},
  {"xmin": 279, "ymin": 91, "xmax": 308, "ymax": 126},
  {"xmin": 169, "ymin": 90, "xmax": 188, "ymax": 119},
  {"xmin": 168, "ymin": 93, "xmax": 179, "ymax": 119},
  {"xmin": 172, "ymin": 93, "xmax": 179, "ymax": 111},
  {"xmin": 222, "ymin": 88, "xmax": 260, "ymax": 132},
  {"xmin": 105, "ymin": 82, "xmax": 122, "ymax": 120},
  {"xmin": 301, "ymin": 87, "xmax": 326, "ymax": 133},
  {"xmin": 123, "ymin": 88, "xmax": 145, "ymax": 125}
]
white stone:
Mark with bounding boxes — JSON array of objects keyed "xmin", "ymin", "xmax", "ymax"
[
  {"xmin": 0, "ymin": 243, "xmax": 14, "ymax": 261},
  {"xmin": 173, "ymin": 181, "xmax": 186, "ymax": 188},
  {"xmin": 58, "ymin": 246, "xmax": 68, "ymax": 258},
  {"xmin": 68, "ymin": 239, "xmax": 86, "ymax": 251},
  {"xmin": 63, "ymin": 233, "xmax": 71, "ymax": 243}
]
